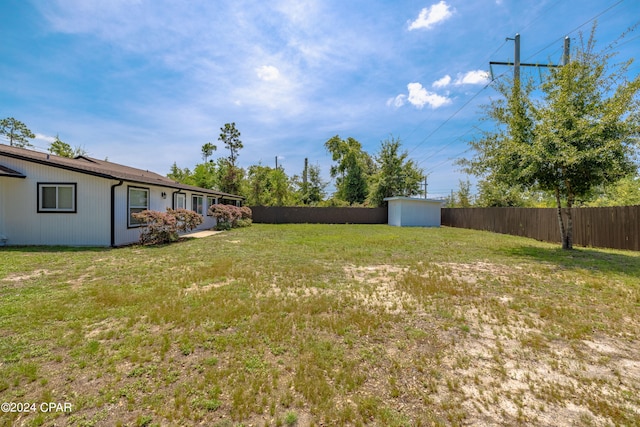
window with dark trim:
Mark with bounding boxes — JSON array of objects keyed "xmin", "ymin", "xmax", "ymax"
[
  {"xmin": 37, "ymin": 183, "xmax": 77, "ymax": 213},
  {"xmin": 128, "ymin": 186, "xmax": 149, "ymax": 227},
  {"xmin": 192, "ymin": 195, "xmax": 204, "ymax": 215},
  {"xmin": 206, "ymin": 196, "xmax": 217, "ymax": 216}
]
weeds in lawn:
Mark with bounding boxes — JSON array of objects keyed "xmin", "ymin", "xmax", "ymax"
[{"xmin": 0, "ymin": 224, "xmax": 638, "ymax": 426}]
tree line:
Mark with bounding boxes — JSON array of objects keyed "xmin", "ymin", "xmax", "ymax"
[
  {"xmin": 0, "ymin": 117, "xmax": 424, "ymax": 207},
  {"xmin": 168, "ymin": 123, "xmax": 425, "ymax": 207}
]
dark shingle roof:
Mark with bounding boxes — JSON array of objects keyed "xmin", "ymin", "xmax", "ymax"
[
  {"xmin": 0, "ymin": 144, "xmax": 243, "ymax": 199},
  {"xmin": 0, "ymin": 163, "xmax": 26, "ymax": 178}
]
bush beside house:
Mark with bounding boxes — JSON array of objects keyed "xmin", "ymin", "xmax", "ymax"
[
  {"xmin": 133, "ymin": 208, "xmax": 204, "ymax": 245},
  {"xmin": 208, "ymin": 205, "xmax": 252, "ymax": 230}
]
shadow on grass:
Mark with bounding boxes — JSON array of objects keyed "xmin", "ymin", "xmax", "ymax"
[
  {"xmin": 0, "ymin": 246, "xmax": 113, "ymax": 253},
  {"xmin": 502, "ymin": 245, "xmax": 640, "ymax": 278}
]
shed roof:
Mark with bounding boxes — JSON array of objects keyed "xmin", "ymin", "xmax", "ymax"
[{"xmin": 0, "ymin": 144, "xmax": 243, "ymax": 199}]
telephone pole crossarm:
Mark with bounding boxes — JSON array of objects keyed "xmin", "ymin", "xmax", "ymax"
[
  {"xmin": 489, "ymin": 61, "xmax": 561, "ymax": 68},
  {"xmin": 490, "ymin": 33, "xmax": 569, "ymax": 82}
]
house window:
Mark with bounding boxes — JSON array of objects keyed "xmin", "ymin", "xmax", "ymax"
[
  {"xmin": 192, "ymin": 195, "xmax": 204, "ymax": 215},
  {"xmin": 37, "ymin": 183, "xmax": 76, "ymax": 213},
  {"xmin": 175, "ymin": 193, "xmax": 186, "ymax": 209},
  {"xmin": 128, "ymin": 186, "xmax": 149, "ymax": 227},
  {"xmin": 206, "ymin": 196, "xmax": 217, "ymax": 216}
]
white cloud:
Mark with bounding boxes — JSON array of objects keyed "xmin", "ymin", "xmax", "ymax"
[
  {"xmin": 389, "ymin": 82, "xmax": 452, "ymax": 109},
  {"xmin": 454, "ymin": 70, "xmax": 490, "ymax": 85},
  {"xmin": 406, "ymin": 82, "xmax": 451, "ymax": 109},
  {"xmin": 432, "ymin": 74, "xmax": 451, "ymax": 88},
  {"xmin": 387, "ymin": 94, "xmax": 407, "ymax": 108},
  {"xmin": 34, "ymin": 133, "xmax": 56, "ymax": 143},
  {"xmin": 256, "ymin": 65, "xmax": 281, "ymax": 81},
  {"xmin": 408, "ymin": 1, "xmax": 454, "ymax": 31}
]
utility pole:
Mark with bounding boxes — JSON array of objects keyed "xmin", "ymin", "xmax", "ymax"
[
  {"xmin": 303, "ymin": 158, "xmax": 308, "ymax": 187},
  {"xmin": 490, "ymin": 34, "xmax": 569, "ymax": 82},
  {"xmin": 561, "ymin": 36, "xmax": 570, "ymax": 66},
  {"xmin": 424, "ymin": 175, "xmax": 428, "ymax": 199},
  {"xmin": 275, "ymin": 156, "xmax": 278, "ymax": 170},
  {"xmin": 302, "ymin": 158, "xmax": 309, "ymax": 204}
]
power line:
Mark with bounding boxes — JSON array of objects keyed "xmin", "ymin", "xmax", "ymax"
[
  {"xmin": 523, "ymin": 0, "xmax": 623, "ymax": 62},
  {"xmin": 412, "ymin": 0, "xmax": 630, "ymax": 182},
  {"xmin": 407, "ymin": 83, "xmax": 491, "ymax": 158}
]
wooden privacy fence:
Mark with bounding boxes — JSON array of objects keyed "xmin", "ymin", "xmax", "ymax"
[
  {"xmin": 250, "ymin": 206, "xmax": 388, "ymax": 224},
  {"xmin": 441, "ymin": 206, "xmax": 640, "ymax": 251}
]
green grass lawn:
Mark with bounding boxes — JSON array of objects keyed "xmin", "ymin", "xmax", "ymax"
[{"xmin": 1, "ymin": 224, "xmax": 639, "ymax": 426}]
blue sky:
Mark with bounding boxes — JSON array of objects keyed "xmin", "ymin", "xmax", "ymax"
[{"xmin": 1, "ymin": 0, "xmax": 639, "ymax": 198}]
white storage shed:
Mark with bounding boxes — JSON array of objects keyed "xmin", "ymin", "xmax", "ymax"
[{"xmin": 384, "ymin": 197, "xmax": 443, "ymax": 227}]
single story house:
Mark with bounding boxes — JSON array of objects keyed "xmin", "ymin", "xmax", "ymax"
[{"xmin": 0, "ymin": 144, "xmax": 244, "ymax": 247}]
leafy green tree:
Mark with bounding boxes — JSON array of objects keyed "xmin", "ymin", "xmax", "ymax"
[
  {"xmin": 462, "ymin": 27, "xmax": 640, "ymax": 249},
  {"xmin": 48, "ymin": 135, "xmax": 73, "ymax": 157},
  {"xmin": 167, "ymin": 162, "xmax": 193, "ymax": 184},
  {"xmin": 587, "ymin": 175, "xmax": 640, "ymax": 207},
  {"xmin": 294, "ymin": 161, "xmax": 327, "ymax": 205},
  {"xmin": 192, "ymin": 161, "xmax": 218, "ymax": 189},
  {"xmin": 475, "ymin": 177, "xmax": 527, "ymax": 207},
  {"xmin": 444, "ymin": 179, "xmax": 473, "ymax": 208},
  {"xmin": 368, "ymin": 136, "xmax": 424, "ymax": 206},
  {"xmin": 0, "ymin": 117, "xmax": 35, "ymax": 148},
  {"xmin": 325, "ymin": 135, "xmax": 372, "ymax": 205},
  {"xmin": 246, "ymin": 164, "xmax": 271, "ymax": 205},
  {"xmin": 246, "ymin": 164, "xmax": 296, "ymax": 206},
  {"xmin": 218, "ymin": 123, "xmax": 244, "ymax": 194},
  {"xmin": 48, "ymin": 135, "xmax": 87, "ymax": 158},
  {"xmin": 303, "ymin": 164, "xmax": 327, "ymax": 205},
  {"xmin": 269, "ymin": 167, "xmax": 293, "ymax": 206},
  {"xmin": 216, "ymin": 157, "xmax": 244, "ymax": 195}
]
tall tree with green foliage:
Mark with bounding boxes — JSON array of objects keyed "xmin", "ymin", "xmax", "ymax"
[
  {"xmin": 201, "ymin": 142, "xmax": 217, "ymax": 162},
  {"xmin": 297, "ymin": 163, "xmax": 327, "ymax": 205},
  {"xmin": 167, "ymin": 162, "xmax": 193, "ymax": 184},
  {"xmin": 48, "ymin": 135, "xmax": 74, "ymax": 157},
  {"xmin": 0, "ymin": 117, "xmax": 34, "ymax": 148},
  {"xmin": 325, "ymin": 135, "xmax": 372, "ymax": 205},
  {"xmin": 444, "ymin": 179, "xmax": 474, "ymax": 208},
  {"xmin": 462, "ymin": 27, "xmax": 640, "ymax": 249},
  {"xmin": 218, "ymin": 123, "xmax": 243, "ymax": 195},
  {"xmin": 368, "ymin": 136, "xmax": 424, "ymax": 206},
  {"xmin": 191, "ymin": 161, "xmax": 218, "ymax": 189},
  {"xmin": 246, "ymin": 164, "xmax": 295, "ymax": 206},
  {"xmin": 48, "ymin": 135, "xmax": 87, "ymax": 158},
  {"xmin": 218, "ymin": 122, "xmax": 242, "ymax": 167}
]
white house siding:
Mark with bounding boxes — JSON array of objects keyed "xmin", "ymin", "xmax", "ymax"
[
  {"xmin": 0, "ymin": 158, "xmax": 111, "ymax": 246},
  {"xmin": 112, "ymin": 185, "xmax": 218, "ymax": 246},
  {"xmin": 0, "ymin": 179, "xmax": 5, "ymax": 242}
]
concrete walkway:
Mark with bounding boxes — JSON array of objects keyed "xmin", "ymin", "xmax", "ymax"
[{"xmin": 182, "ymin": 230, "xmax": 223, "ymax": 239}]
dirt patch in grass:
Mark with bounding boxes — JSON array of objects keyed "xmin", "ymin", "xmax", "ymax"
[
  {"xmin": 343, "ymin": 261, "xmax": 640, "ymax": 426},
  {"xmin": 1, "ymin": 225, "xmax": 638, "ymax": 426},
  {"xmin": 1, "ymin": 269, "xmax": 54, "ymax": 283}
]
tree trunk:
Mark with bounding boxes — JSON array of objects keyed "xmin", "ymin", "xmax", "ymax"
[
  {"xmin": 564, "ymin": 182, "xmax": 574, "ymax": 250},
  {"xmin": 554, "ymin": 187, "xmax": 571, "ymax": 250}
]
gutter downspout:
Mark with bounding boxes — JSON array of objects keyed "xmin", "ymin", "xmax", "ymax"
[{"xmin": 111, "ymin": 180, "xmax": 124, "ymax": 247}]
